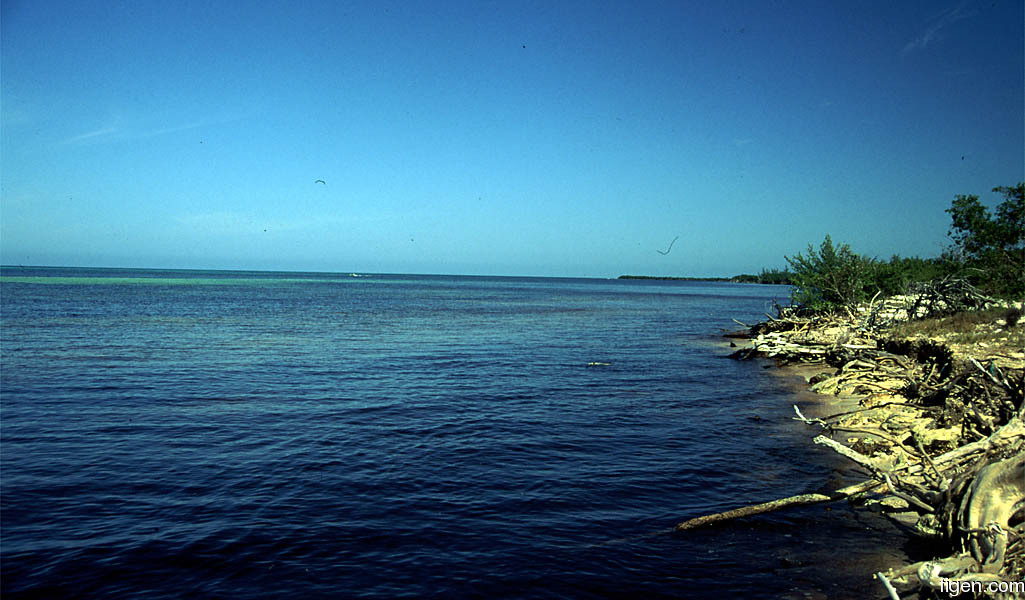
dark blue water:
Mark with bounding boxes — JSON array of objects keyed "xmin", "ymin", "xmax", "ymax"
[{"xmin": 1, "ymin": 268, "xmax": 891, "ymax": 599}]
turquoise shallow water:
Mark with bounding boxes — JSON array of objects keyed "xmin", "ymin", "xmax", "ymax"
[{"xmin": 1, "ymin": 267, "xmax": 889, "ymax": 599}]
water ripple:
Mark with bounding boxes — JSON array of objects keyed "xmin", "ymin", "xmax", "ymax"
[{"xmin": 2, "ymin": 270, "xmax": 878, "ymax": 599}]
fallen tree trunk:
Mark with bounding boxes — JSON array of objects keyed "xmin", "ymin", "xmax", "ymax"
[{"xmin": 675, "ymin": 478, "xmax": 883, "ymax": 531}]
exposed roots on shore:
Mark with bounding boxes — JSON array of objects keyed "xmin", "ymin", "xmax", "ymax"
[{"xmin": 685, "ymin": 302, "xmax": 1024, "ymax": 598}]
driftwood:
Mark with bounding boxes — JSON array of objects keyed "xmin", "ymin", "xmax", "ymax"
[
  {"xmin": 674, "ymin": 422, "xmax": 1020, "ymax": 532},
  {"xmin": 859, "ymin": 276, "xmax": 1000, "ymax": 331},
  {"xmin": 876, "ymin": 571, "xmax": 901, "ymax": 600},
  {"xmin": 675, "ymin": 479, "xmax": 883, "ymax": 531},
  {"xmin": 708, "ymin": 301, "xmax": 1025, "ymax": 597}
]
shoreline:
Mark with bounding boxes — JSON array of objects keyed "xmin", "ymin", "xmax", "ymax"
[
  {"xmin": 714, "ymin": 302, "xmax": 1024, "ymax": 598},
  {"xmin": 714, "ymin": 335, "xmax": 920, "ymax": 599}
]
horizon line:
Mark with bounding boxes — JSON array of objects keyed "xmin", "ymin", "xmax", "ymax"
[{"xmin": 0, "ymin": 264, "xmax": 777, "ymax": 282}]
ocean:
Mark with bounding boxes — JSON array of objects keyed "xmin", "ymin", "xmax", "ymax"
[{"xmin": 0, "ymin": 267, "xmax": 897, "ymax": 599}]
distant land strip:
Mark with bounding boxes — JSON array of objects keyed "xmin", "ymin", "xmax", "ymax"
[
  {"xmin": 619, "ymin": 275, "xmax": 731, "ymax": 282},
  {"xmin": 618, "ymin": 274, "xmax": 792, "ymax": 284}
]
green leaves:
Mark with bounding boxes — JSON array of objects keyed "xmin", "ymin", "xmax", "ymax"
[
  {"xmin": 785, "ymin": 235, "xmax": 876, "ymax": 312},
  {"xmin": 779, "ymin": 182, "xmax": 1023, "ymax": 314},
  {"xmin": 785, "ymin": 239, "xmax": 955, "ymax": 313},
  {"xmin": 945, "ymin": 183, "xmax": 1024, "ymax": 298}
]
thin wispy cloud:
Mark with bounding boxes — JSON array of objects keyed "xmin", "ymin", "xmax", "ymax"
[
  {"xmin": 901, "ymin": 3, "xmax": 972, "ymax": 56},
  {"xmin": 59, "ymin": 127, "xmax": 119, "ymax": 145},
  {"xmin": 58, "ymin": 114, "xmax": 250, "ymax": 147},
  {"xmin": 140, "ymin": 120, "xmax": 219, "ymax": 139},
  {"xmin": 60, "ymin": 122, "xmax": 198, "ymax": 146}
]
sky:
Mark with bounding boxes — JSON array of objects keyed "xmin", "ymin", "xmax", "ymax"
[{"xmin": 2, "ymin": 0, "xmax": 1022, "ymax": 278}]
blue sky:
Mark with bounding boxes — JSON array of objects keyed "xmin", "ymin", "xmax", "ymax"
[{"xmin": 2, "ymin": 0, "xmax": 1022, "ymax": 277}]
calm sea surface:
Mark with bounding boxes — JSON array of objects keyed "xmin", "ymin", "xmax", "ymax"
[{"xmin": 1, "ymin": 268, "xmax": 891, "ymax": 599}]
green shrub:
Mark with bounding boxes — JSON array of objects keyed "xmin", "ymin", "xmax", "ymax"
[
  {"xmin": 765, "ymin": 183, "xmax": 1021, "ymax": 313},
  {"xmin": 785, "ymin": 235, "xmax": 877, "ymax": 312}
]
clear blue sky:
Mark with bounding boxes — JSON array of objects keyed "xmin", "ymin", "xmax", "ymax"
[{"xmin": 2, "ymin": 0, "xmax": 1022, "ymax": 277}]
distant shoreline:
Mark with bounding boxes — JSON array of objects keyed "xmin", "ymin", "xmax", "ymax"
[
  {"xmin": 618, "ymin": 275, "xmax": 731, "ymax": 281},
  {"xmin": 618, "ymin": 275, "xmax": 788, "ymax": 284},
  {"xmin": 2, "ymin": 265, "xmax": 792, "ymax": 284}
]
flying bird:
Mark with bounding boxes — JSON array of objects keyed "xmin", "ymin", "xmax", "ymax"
[
  {"xmin": 314, "ymin": 179, "xmax": 326, "ymax": 185},
  {"xmin": 657, "ymin": 236, "xmax": 679, "ymax": 256}
]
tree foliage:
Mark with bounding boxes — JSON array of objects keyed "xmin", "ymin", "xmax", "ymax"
[
  {"xmin": 872, "ymin": 255, "xmax": 954, "ymax": 297},
  {"xmin": 731, "ymin": 268, "xmax": 793, "ymax": 285},
  {"xmin": 785, "ymin": 235, "xmax": 878, "ymax": 312},
  {"xmin": 752, "ymin": 183, "xmax": 1021, "ymax": 313},
  {"xmin": 946, "ymin": 183, "xmax": 1024, "ymax": 298},
  {"xmin": 784, "ymin": 238, "xmax": 955, "ymax": 313}
]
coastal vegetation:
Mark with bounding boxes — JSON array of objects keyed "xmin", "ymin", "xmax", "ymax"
[
  {"xmin": 617, "ymin": 275, "xmax": 733, "ymax": 282},
  {"xmin": 782, "ymin": 237, "xmax": 956, "ymax": 313},
  {"xmin": 624, "ymin": 183, "xmax": 1023, "ymax": 316},
  {"xmin": 686, "ymin": 184, "xmax": 1024, "ymax": 597},
  {"xmin": 728, "ymin": 268, "xmax": 793, "ymax": 285},
  {"xmin": 945, "ymin": 183, "xmax": 1025, "ymax": 299},
  {"xmin": 618, "ymin": 272, "xmax": 793, "ymax": 283},
  {"xmin": 784, "ymin": 183, "xmax": 1023, "ymax": 314}
]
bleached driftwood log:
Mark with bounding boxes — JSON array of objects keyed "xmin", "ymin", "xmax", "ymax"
[{"xmin": 674, "ymin": 479, "xmax": 882, "ymax": 531}]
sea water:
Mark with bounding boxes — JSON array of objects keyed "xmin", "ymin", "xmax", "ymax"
[{"xmin": 0, "ymin": 267, "xmax": 890, "ymax": 599}]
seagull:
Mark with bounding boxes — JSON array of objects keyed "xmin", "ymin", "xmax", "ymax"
[
  {"xmin": 314, "ymin": 179, "xmax": 326, "ymax": 185},
  {"xmin": 657, "ymin": 236, "xmax": 679, "ymax": 256}
]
